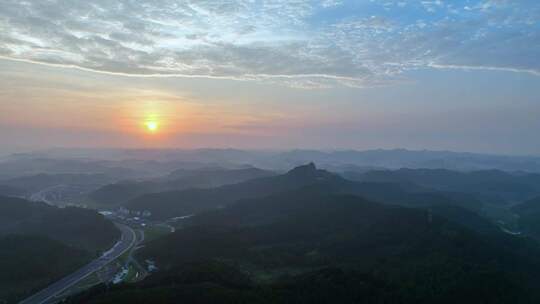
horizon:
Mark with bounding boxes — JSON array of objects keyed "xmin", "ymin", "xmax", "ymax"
[{"xmin": 4, "ymin": 146, "xmax": 540, "ymax": 159}]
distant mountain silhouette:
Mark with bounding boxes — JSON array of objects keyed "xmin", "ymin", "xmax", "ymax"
[
  {"xmin": 2, "ymin": 173, "xmax": 118, "ymax": 193},
  {"xmin": 344, "ymin": 168, "xmax": 540, "ymax": 202},
  {"xmin": 89, "ymin": 167, "xmax": 274, "ymax": 205},
  {"xmin": 126, "ymin": 163, "xmax": 482, "ymax": 220},
  {"xmin": 125, "ymin": 163, "xmax": 345, "ymax": 219}
]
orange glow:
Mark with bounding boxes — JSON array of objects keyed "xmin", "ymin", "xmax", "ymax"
[{"xmin": 110, "ymin": 91, "xmax": 269, "ymax": 140}]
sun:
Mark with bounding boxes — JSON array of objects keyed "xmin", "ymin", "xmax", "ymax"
[{"xmin": 145, "ymin": 121, "xmax": 158, "ymax": 132}]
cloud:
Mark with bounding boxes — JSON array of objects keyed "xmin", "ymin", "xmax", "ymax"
[
  {"xmin": 0, "ymin": 0, "xmax": 538, "ymax": 88},
  {"xmin": 321, "ymin": 0, "xmax": 343, "ymax": 8}
]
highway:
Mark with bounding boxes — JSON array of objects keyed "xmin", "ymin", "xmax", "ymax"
[{"xmin": 19, "ymin": 223, "xmax": 137, "ymax": 304}]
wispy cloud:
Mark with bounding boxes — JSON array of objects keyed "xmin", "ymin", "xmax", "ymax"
[{"xmin": 0, "ymin": 0, "xmax": 538, "ymax": 88}]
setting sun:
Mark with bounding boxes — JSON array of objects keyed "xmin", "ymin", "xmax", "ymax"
[{"xmin": 145, "ymin": 121, "xmax": 158, "ymax": 132}]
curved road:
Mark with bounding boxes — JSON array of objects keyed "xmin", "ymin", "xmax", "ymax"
[{"xmin": 19, "ymin": 223, "xmax": 137, "ymax": 304}]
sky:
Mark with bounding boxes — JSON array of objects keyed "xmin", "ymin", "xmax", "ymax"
[{"xmin": 0, "ymin": 0, "xmax": 539, "ymax": 155}]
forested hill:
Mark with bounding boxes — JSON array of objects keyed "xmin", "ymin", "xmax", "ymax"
[
  {"xmin": 0, "ymin": 235, "xmax": 90, "ymax": 304},
  {"xmin": 69, "ymin": 188, "xmax": 540, "ymax": 303},
  {"xmin": 125, "ymin": 163, "xmax": 482, "ymax": 220},
  {"xmin": 0, "ymin": 184, "xmax": 24, "ymax": 197},
  {"xmin": 125, "ymin": 163, "xmax": 342, "ymax": 219},
  {"xmin": 0, "ymin": 195, "xmax": 120, "ymax": 303},
  {"xmin": 0, "ymin": 195, "xmax": 119, "ymax": 252},
  {"xmin": 344, "ymin": 168, "xmax": 540, "ymax": 202},
  {"xmin": 89, "ymin": 167, "xmax": 275, "ymax": 206}
]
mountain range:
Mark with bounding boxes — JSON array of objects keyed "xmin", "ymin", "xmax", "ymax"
[{"xmin": 125, "ymin": 163, "xmax": 483, "ymax": 220}]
